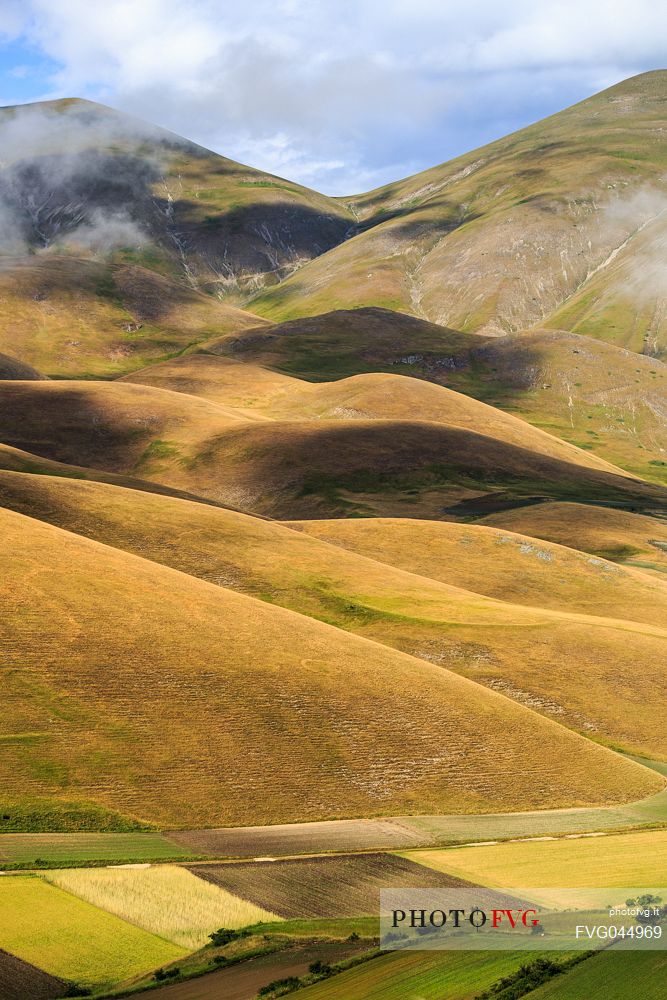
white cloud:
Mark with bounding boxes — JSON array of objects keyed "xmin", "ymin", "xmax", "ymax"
[{"xmin": 3, "ymin": 1, "xmax": 667, "ymax": 192}]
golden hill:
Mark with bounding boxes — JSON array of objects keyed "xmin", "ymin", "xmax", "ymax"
[
  {"xmin": 0, "ymin": 442, "xmax": 241, "ymax": 510},
  {"xmin": 288, "ymin": 516, "xmax": 667, "ymax": 624},
  {"xmin": 0, "ymin": 256, "xmax": 266, "ymax": 377},
  {"xmin": 0, "ymin": 352, "xmax": 44, "ymax": 380},
  {"xmin": 479, "ymin": 501, "xmax": 667, "ymax": 576},
  {"xmin": 210, "ymin": 309, "xmax": 667, "ymax": 481},
  {"xmin": 134, "ymin": 418, "xmax": 666, "ymax": 518},
  {"xmin": 121, "ymin": 353, "xmax": 297, "ymax": 408},
  {"xmin": 3, "ymin": 505, "xmax": 660, "ymax": 826},
  {"xmin": 1, "ymin": 379, "xmax": 664, "ymax": 518},
  {"xmin": 0, "ymin": 379, "xmax": 262, "ymax": 476},
  {"xmin": 125, "ymin": 357, "xmax": 625, "ymax": 476},
  {"xmin": 1, "ymin": 472, "xmax": 666, "ymax": 757}
]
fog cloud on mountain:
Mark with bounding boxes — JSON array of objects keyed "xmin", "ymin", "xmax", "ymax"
[{"xmin": 0, "ymin": 103, "xmax": 185, "ymax": 252}]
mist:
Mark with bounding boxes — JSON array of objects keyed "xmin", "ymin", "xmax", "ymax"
[
  {"xmin": 0, "ymin": 101, "xmax": 191, "ymax": 254},
  {"xmin": 597, "ymin": 186, "xmax": 667, "ymax": 309}
]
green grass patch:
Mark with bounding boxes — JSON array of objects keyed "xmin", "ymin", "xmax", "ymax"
[
  {"xmin": 293, "ymin": 951, "xmax": 561, "ymax": 1000},
  {"xmin": 0, "ymin": 875, "xmax": 185, "ymax": 990},
  {"xmin": 0, "ymin": 831, "xmax": 193, "ymax": 867},
  {"xmin": 0, "ymin": 800, "xmax": 153, "ymax": 833},
  {"xmin": 529, "ymin": 950, "xmax": 667, "ymax": 999}
]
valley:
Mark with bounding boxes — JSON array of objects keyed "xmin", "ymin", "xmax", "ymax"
[{"xmin": 0, "ymin": 70, "xmax": 666, "ymax": 1000}]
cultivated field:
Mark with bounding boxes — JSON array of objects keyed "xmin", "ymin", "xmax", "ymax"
[
  {"xmin": 403, "ymin": 829, "xmax": 667, "ymax": 889},
  {"xmin": 166, "ymin": 820, "xmax": 429, "ymax": 858},
  {"xmin": 289, "ymin": 951, "xmax": 545, "ymax": 1000},
  {"xmin": 0, "ymin": 831, "xmax": 191, "ymax": 866},
  {"xmin": 0, "ymin": 949, "xmax": 67, "ymax": 1000},
  {"xmin": 188, "ymin": 854, "xmax": 473, "ymax": 918},
  {"xmin": 45, "ymin": 865, "xmax": 278, "ymax": 949},
  {"xmin": 124, "ymin": 939, "xmax": 372, "ymax": 1000},
  {"xmin": 529, "ymin": 951, "xmax": 667, "ymax": 999},
  {"xmin": 0, "ymin": 875, "xmax": 184, "ymax": 988}
]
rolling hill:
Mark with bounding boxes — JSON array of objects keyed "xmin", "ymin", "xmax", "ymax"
[
  {"xmin": 0, "ymin": 351, "xmax": 44, "ymax": 380},
  {"xmin": 288, "ymin": 516, "xmax": 667, "ymax": 623},
  {"xmin": 124, "ymin": 357, "xmax": 626, "ymax": 475},
  {"xmin": 4, "ymin": 505, "xmax": 659, "ymax": 827},
  {"xmin": 0, "ymin": 255, "xmax": 266, "ymax": 377},
  {"xmin": 248, "ymin": 71, "xmax": 667, "ymax": 358},
  {"xmin": 2, "ymin": 71, "xmax": 667, "ymax": 846},
  {"xmin": 211, "ymin": 308, "xmax": 667, "ymax": 481},
  {"xmin": 1, "ymin": 472, "xmax": 666, "ymax": 756},
  {"xmin": 478, "ymin": 500, "xmax": 667, "ymax": 575},
  {"xmin": 2, "ymin": 378, "xmax": 665, "ymax": 517}
]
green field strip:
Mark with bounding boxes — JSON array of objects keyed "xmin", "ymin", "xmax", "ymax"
[
  {"xmin": 0, "ymin": 832, "xmax": 195, "ymax": 867},
  {"xmin": 291, "ymin": 950, "xmax": 553, "ymax": 1000},
  {"xmin": 529, "ymin": 950, "xmax": 667, "ymax": 999},
  {"xmin": 0, "ymin": 875, "xmax": 185, "ymax": 989}
]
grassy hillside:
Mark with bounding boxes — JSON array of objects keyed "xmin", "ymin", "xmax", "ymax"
[
  {"xmin": 212, "ymin": 309, "xmax": 667, "ymax": 481},
  {"xmin": 138, "ymin": 418, "xmax": 666, "ymax": 518},
  {"xmin": 1, "ymin": 505, "xmax": 660, "ymax": 826},
  {"xmin": 529, "ymin": 951, "xmax": 667, "ymax": 1000},
  {"xmin": 479, "ymin": 501, "xmax": 667, "ymax": 576},
  {"xmin": 0, "ymin": 379, "xmax": 255, "ymax": 474},
  {"xmin": 1, "ymin": 473, "xmax": 666, "ymax": 756},
  {"xmin": 126, "ymin": 357, "xmax": 626, "ymax": 476},
  {"xmin": 544, "ymin": 210, "xmax": 667, "ymax": 355},
  {"xmin": 248, "ymin": 71, "xmax": 667, "ymax": 354},
  {"xmin": 0, "ymin": 256, "xmax": 266, "ymax": 377},
  {"xmin": 289, "ymin": 517, "xmax": 667, "ymax": 624},
  {"xmin": 0, "ymin": 351, "xmax": 45, "ymax": 380},
  {"xmin": 3, "ymin": 379, "xmax": 665, "ymax": 517}
]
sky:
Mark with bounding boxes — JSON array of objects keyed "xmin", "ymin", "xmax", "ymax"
[{"xmin": 0, "ymin": 1, "xmax": 666, "ymax": 195}]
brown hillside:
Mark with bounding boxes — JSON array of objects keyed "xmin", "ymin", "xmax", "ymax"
[
  {"xmin": 479, "ymin": 501, "xmax": 667, "ymax": 575},
  {"xmin": 1, "ymin": 473, "xmax": 666, "ymax": 755},
  {"xmin": 2, "ymin": 506, "xmax": 660, "ymax": 826}
]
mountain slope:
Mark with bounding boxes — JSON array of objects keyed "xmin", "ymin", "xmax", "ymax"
[
  {"xmin": 0, "ymin": 256, "xmax": 266, "ymax": 377},
  {"xmin": 4, "ymin": 505, "xmax": 659, "ymax": 826},
  {"xmin": 1, "ymin": 472, "xmax": 666, "ymax": 756},
  {"xmin": 0, "ymin": 96, "xmax": 354, "ymax": 375},
  {"xmin": 0, "ymin": 98, "xmax": 352, "ymax": 294},
  {"xmin": 248, "ymin": 71, "xmax": 667, "ymax": 354}
]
